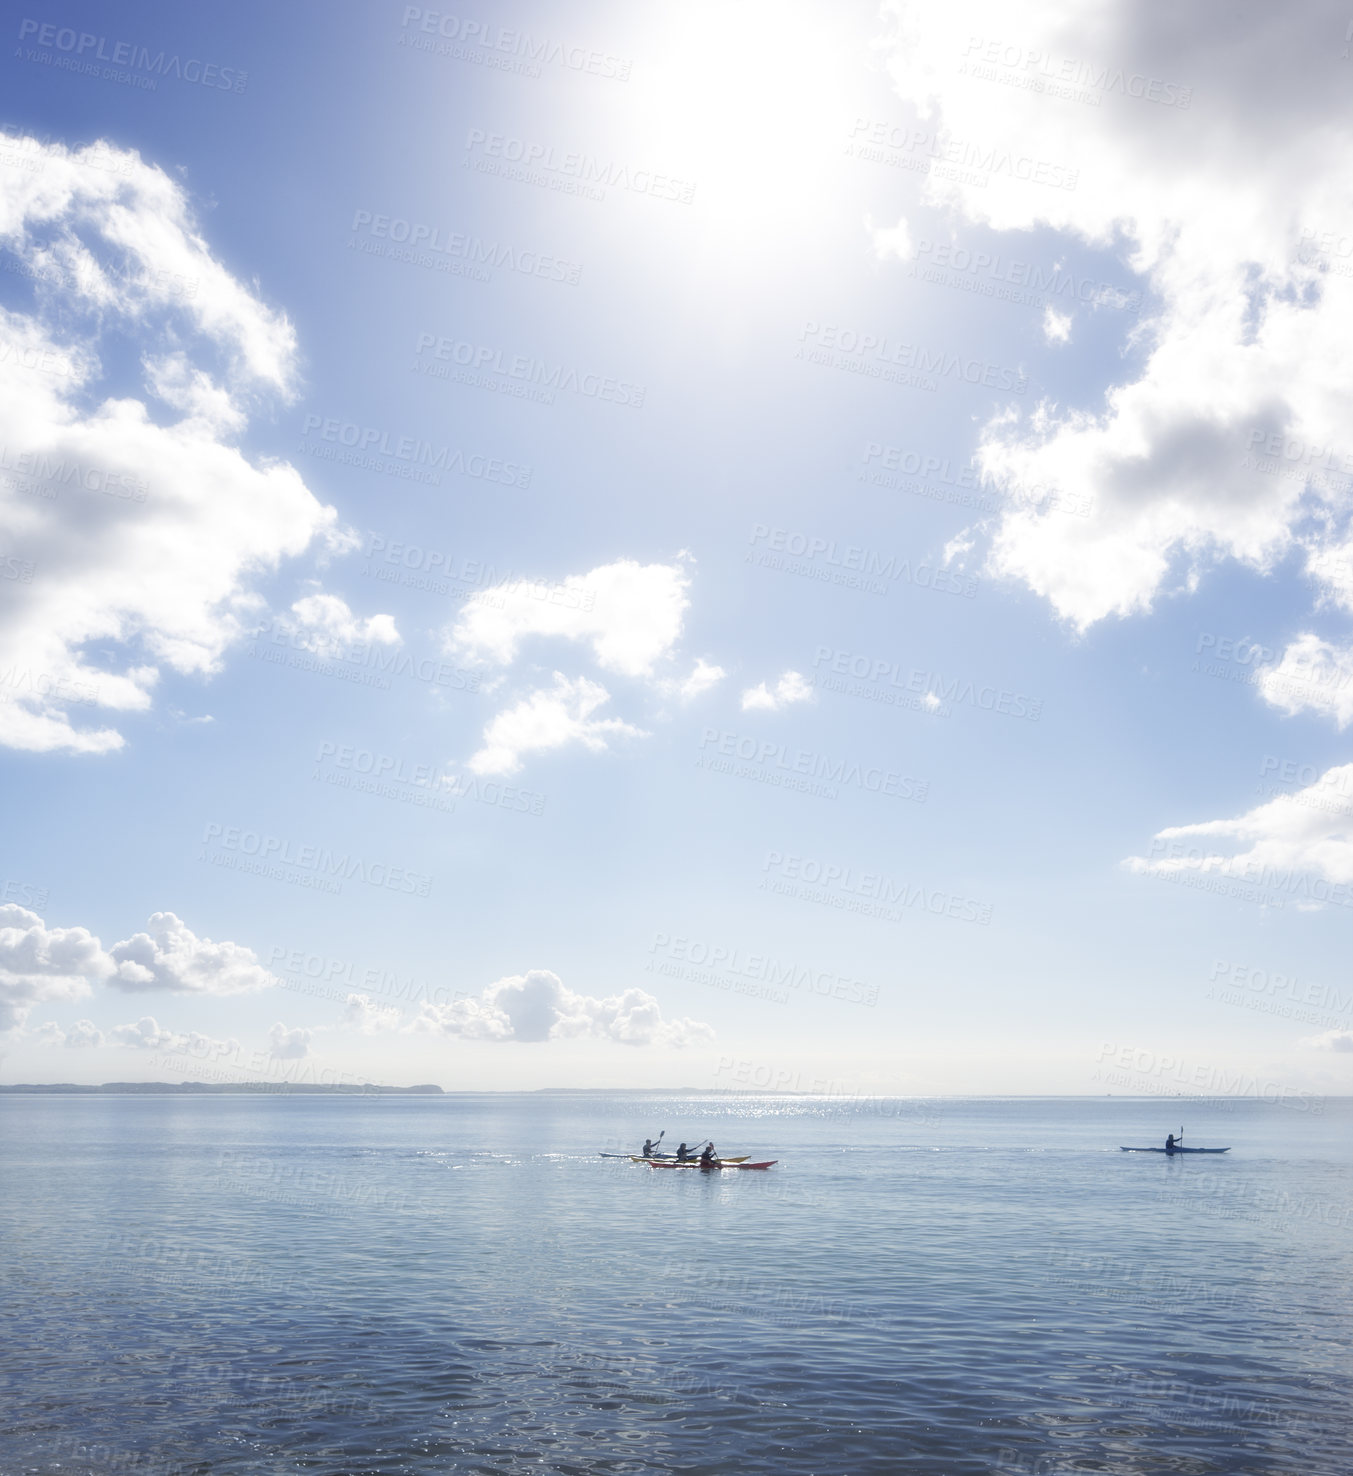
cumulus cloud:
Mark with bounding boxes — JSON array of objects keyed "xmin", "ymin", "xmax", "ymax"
[
  {"xmin": 108, "ymin": 912, "xmax": 278, "ymax": 995},
  {"xmin": 880, "ymin": 2, "xmax": 1353, "ymax": 630},
  {"xmin": 0, "ymin": 133, "xmax": 344, "ymax": 753},
  {"xmin": 340, "ymin": 993, "xmax": 404, "ymax": 1034},
  {"xmin": 449, "ymin": 560, "xmax": 691, "ymax": 677},
  {"xmin": 0, "ymin": 904, "xmax": 110, "ymax": 1031},
  {"xmin": 30, "ymin": 1017, "xmax": 103, "ymax": 1048},
  {"xmin": 1125, "ymin": 761, "xmax": 1353, "ymax": 892},
  {"xmin": 467, "ymin": 673, "xmax": 646, "ymax": 776},
  {"xmin": 871, "ymin": 213, "xmax": 913, "ymax": 260},
  {"xmin": 1256, "ymin": 633, "xmax": 1353, "ymax": 725},
  {"xmin": 279, "ymin": 592, "xmax": 399, "ymax": 652},
  {"xmin": 412, "ymin": 969, "xmax": 713, "ymax": 1046},
  {"xmin": 1042, "ymin": 307, "xmax": 1072, "ymax": 344},
  {"xmin": 657, "ymin": 657, "xmax": 727, "ymax": 702},
  {"xmin": 267, "ymin": 1022, "xmax": 311, "ymax": 1059},
  {"xmin": 1301, "ymin": 1029, "xmax": 1353, "ymax": 1051},
  {"xmin": 109, "ymin": 1015, "xmax": 239, "ymax": 1059},
  {"xmin": 741, "ymin": 670, "xmax": 815, "ymax": 712}
]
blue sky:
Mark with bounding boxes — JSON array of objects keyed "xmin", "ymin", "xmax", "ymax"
[{"xmin": 3, "ymin": 0, "xmax": 1353, "ymax": 1097}]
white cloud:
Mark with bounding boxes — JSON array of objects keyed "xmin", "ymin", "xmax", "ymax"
[
  {"xmin": 280, "ymin": 592, "xmax": 399, "ymax": 652},
  {"xmin": 741, "ymin": 670, "xmax": 815, "ymax": 712},
  {"xmin": 109, "ymin": 1015, "xmax": 239, "ymax": 1059},
  {"xmin": 449, "ymin": 560, "xmax": 690, "ymax": 677},
  {"xmin": 880, "ymin": 2, "xmax": 1353, "ymax": 631},
  {"xmin": 108, "ymin": 1016, "xmax": 181, "ymax": 1049},
  {"xmin": 467, "ymin": 673, "xmax": 646, "ymax": 776},
  {"xmin": 871, "ymin": 213, "xmax": 913, "ymax": 260},
  {"xmin": 1301, "ymin": 1029, "xmax": 1353, "ymax": 1051},
  {"xmin": 1042, "ymin": 307, "xmax": 1072, "ymax": 344},
  {"xmin": 1125, "ymin": 761, "xmax": 1353, "ymax": 892},
  {"xmin": 33, "ymin": 1017, "xmax": 105, "ymax": 1048},
  {"xmin": 412, "ymin": 969, "xmax": 713, "ymax": 1046},
  {"xmin": 657, "ymin": 657, "xmax": 727, "ymax": 702},
  {"xmin": 1256, "ymin": 633, "xmax": 1353, "ymax": 725},
  {"xmin": 0, "ymin": 904, "xmax": 109, "ymax": 1031},
  {"xmin": 340, "ymin": 993, "xmax": 403, "ymax": 1034},
  {"xmin": 108, "ymin": 912, "xmax": 278, "ymax": 995},
  {"xmin": 0, "ymin": 133, "xmax": 343, "ymax": 753},
  {"xmin": 268, "ymin": 1022, "xmax": 311, "ymax": 1059},
  {"xmin": 65, "ymin": 1017, "xmax": 104, "ymax": 1047}
]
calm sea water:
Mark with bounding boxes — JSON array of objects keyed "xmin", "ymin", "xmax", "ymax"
[{"xmin": 1, "ymin": 1093, "xmax": 1350, "ymax": 1476}]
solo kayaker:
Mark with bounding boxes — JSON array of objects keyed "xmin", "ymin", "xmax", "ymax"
[
  {"xmin": 1165, "ymin": 1133, "xmax": 1179, "ymax": 1153},
  {"xmin": 642, "ymin": 1138, "xmax": 659, "ymax": 1157}
]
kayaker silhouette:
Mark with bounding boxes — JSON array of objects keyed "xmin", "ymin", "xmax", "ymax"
[
  {"xmin": 699, "ymin": 1143, "xmax": 718, "ymax": 1168},
  {"xmin": 1165, "ymin": 1133, "xmax": 1179, "ymax": 1153},
  {"xmin": 675, "ymin": 1142, "xmax": 692, "ymax": 1161},
  {"xmin": 642, "ymin": 1138, "xmax": 659, "ymax": 1157}
]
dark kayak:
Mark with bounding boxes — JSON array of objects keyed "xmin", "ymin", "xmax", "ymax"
[{"xmin": 1120, "ymin": 1146, "xmax": 1230, "ymax": 1153}]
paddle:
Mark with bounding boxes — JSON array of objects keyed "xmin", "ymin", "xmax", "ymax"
[{"xmin": 674, "ymin": 1138, "xmax": 712, "ymax": 1161}]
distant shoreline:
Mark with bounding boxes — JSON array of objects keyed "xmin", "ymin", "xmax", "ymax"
[{"xmin": 0, "ymin": 1083, "xmax": 1348, "ymax": 1100}]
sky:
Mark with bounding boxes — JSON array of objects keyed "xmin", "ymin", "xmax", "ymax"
[{"xmin": 2, "ymin": 0, "xmax": 1353, "ymax": 1099}]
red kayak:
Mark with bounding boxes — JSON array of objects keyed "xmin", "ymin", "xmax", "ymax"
[{"xmin": 646, "ymin": 1159, "xmax": 776, "ymax": 1170}]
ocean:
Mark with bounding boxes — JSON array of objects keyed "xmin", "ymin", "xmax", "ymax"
[{"xmin": 1, "ymin": 1093, "xmax": 1350, "ymax": 1475}]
